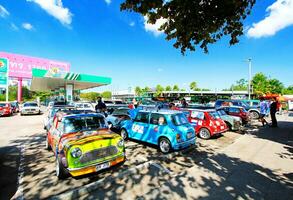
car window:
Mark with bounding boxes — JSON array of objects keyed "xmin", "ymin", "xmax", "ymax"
[
  {"xmin": 209, "ymin": 111, "xmax": 221, "ymax": 119},
  {"xmin": 229, "ymin": 107, "xmax": 240, "ymax": 113},
  {"xmin": 172, "ymin": 113, "xmax": 189, "ymax": 126},
  {"xmin": 63, "ymin": 116, "xmax": 107, "ymax": 134},
  {"xmin": 84, "ymin": 104, "xmax": 91, "ymax": 108},
  {"xmin": 134, "ymin": 112, "xmax": 149, "ymax": 123},
  {"xmin": 57, "ymin": 121, "xmax": 64, "ymax": 132},
  {"xmin": 253, "ymin": 102, "xmax": 259, "ymax": 106},
  {"xmin": 24, "ymin": 103, "xmax": 38, "ymax": 107},
  {"xmin": 75, "ymin": 104, "xmax": 83, "ymax": 108},
  {"xmin": 112, "ymin": 109, "xmax": 129, "ymax": 115},
  {"xmin": 190, "ymin": 111, "xmax": 205, "ymax": 120},
  {"xmin": 150, "ymin": 113, "xmax": 167, "ymax": 125}
]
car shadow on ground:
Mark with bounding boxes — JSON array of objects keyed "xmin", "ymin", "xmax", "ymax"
[{"xmin": 0, "ymin": 146, "xmax": 20, "ymax": 200}]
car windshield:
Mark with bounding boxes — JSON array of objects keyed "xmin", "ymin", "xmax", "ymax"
[
  {"xmin": 217, "ymin": 110, "xmax": 227, "ymax": 116},
  {"xmin": 115, "ymin": 101, "xmax": 125, "ymax": 104},
  {"xmin": 209, "ymin": 111, "xmax": 221, "ymax": 119},
  {"xmin": 172, "ymin": 113, "xmax": 189, "ymax": 126},
  {"xmin": 24, "ymin": 103, "xmax": 38, "ymax": 107},
  {"xmin": 11, "ymin": 102, "xmax": 17, "ymax": 106},
  {"xmin": 104, "ymin": 101, "xmax": 113, "ymax": 104},
  {"xmin": 64, "ymin": 116, "xmax": 107, "ymax": 134},
  {"xmin": 112, "ymin": 109, "xmax": 129, "ymax": 115},
  {"xmin": 0, "ymin": 103, "xmax": 7, "ymax": 107}
]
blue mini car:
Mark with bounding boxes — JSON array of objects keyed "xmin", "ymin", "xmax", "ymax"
[{"xmin": 120, "ymin": 110, "xmax": 196, "ymax": 153}]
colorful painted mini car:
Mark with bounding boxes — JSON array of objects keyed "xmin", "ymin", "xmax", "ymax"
[
  {"xmin": 120, "ymin": 110, "xmax": 196, "ymax": 153},
  {"xmin": 46, "ymin": 112, "xmax": 125, "ymax": 179},
  {"xmin": 182, "ymin": 109, "xmax": 228, "ymax": 139},
  {"xmin": 0, "ymin": 102, "xmax": 13, "ymax": 116},
  {"xmin": 216, "ymin": 108, "xmax": 242, "ymax": 131},
  {"xmin": 220, "ymin": 106, "xmax": 250, "ymax": 124}
]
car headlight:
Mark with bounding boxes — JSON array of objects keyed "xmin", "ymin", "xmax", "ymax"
[
  {"xmin": 117, "ymin": 139, "xmax": 124, "ymax": 148},
  {"xmin": 71, "ymin": 147, "xmax": 82, "ymax": 158}
]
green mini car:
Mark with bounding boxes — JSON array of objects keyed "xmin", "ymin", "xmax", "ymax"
[{"xmin": 216, "ymin": 108, "xmax": 242, "ymax": 131}]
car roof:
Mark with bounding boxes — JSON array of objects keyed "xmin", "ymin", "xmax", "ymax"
[
  {"xmin": 64, "ymin": 113, "xmax": 104, "ymax": 119},
  {"xmin": 138, "ymin": 109, "xmax": 182, "ymax": 115},
  {"xmin": 184, "ymin": 108, "xmax": 216, "ymax": 112}
]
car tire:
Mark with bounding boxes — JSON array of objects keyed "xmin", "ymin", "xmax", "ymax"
[
  {"xmin": 56, "ymin": 157, "xmax": 68, "ymax": 179},
  {"xmin": 120, "ymin": 129, "xmax": 128, "ymax": 140},
  {"xmin": 45, "ymin": 136, "xmax": 51, "ymax": 151},
  {"xmin": 159, "ymin": 137, "xmax": 172, "ymax": 154},
  {"xmin": 199, "ymin": 128, "xmax": 211, "ymax": 139},
  {"xmin": 249, "ymin": 111, "xmax": 259, "ymax": 119}
]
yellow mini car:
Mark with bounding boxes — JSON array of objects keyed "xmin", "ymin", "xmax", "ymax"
[{"xmin": 46, "ymin": 112, "xmax": 125, "ymax": 179}]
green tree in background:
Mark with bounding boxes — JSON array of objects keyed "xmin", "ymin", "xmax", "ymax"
[
  {"xmin": 121, "ymin": 0, "xmax": 256, "ymax": 54},
  {"xmin": 165, "ymin": 85, "xmax": 172, "ymax": 91},
  {"xmin": 101, "ymin": 91, "xmax": 112, "ymax": 99},
  {"xmin": 80, "ymin": 92, "xmax": 100, "ymax": 101},
  {"xmin": 189, "ymin": 82, "xmax": 197, "ymax": 91},
  {"xmin": 135, "ymin": 86, "xmax": 142, "ymax": 96},
  {"xmin": 155, "ymin": 84, "xmax": 164, "ymax": 97},
  {"xmin": 173, "ymin": 85, "xmax": 179, "ymax": 91},
  {"xmin": 231, "ymin": 78, "xmax": 248, "ymax": 91},
  {"xmin": 283, "ymin": 86, "xmax": 293, "ymax": 95},
  {"xmin": 252, "ymin": 73, "xmax": 284, "ymax": 96}
]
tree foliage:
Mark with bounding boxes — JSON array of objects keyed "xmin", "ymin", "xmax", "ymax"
[
  {"xmin": 230, "ymin": 78, "xmax": 248, "ymax": 91},
  {"xmin": 80, "ymin": 92, "xmax": 101, "ymax": 101},
  {"xmin": 165, "ymin": 85, "xmax": 172, "ymax": 91},
  {"xmin": 155, "ymin": 84, "xmax": 164, "ymax": 97},
  {"xmin": 173, "ymin": 85, "xmax": 179, "ymax": 91},
  {"xmin": 135, "ymin": 86, "xmax": 142, "ymax": 96},
  {"xmin": 121, "ymin": 0, "xmax": 256, "ymax": 54},
  {"xmin": 101, "ymin": 91, "xmax": 112, "ymax": 99},
  {"xmin": 252, "ymin": 73, "xmax": 284, "ymax": 96},
  {"xmin": 283, "ymin": 86, "xmax": 293, "ymax": 95},
  {"xmin": 189, "ymin": 81, "xmax": 197, "ymax": 91}
]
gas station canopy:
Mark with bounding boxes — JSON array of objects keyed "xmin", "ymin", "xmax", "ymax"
[{"xmin": 30, "ymin": 68, "xmax": 111, "ymax": 91}]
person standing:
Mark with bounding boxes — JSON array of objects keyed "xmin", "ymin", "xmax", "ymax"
[
  {"xmin": 95, "ymin": 97, "xmax": 107, "ymax": 115},
  {"xmin": 270, "ymin": 98, "xmax": 278, "ymax": 127},
  {"xmin": 259, "ymin": 98, "xmax": 268, "ymax": 126}
]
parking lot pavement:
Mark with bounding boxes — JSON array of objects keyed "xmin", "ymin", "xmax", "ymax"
[{"xmin": 0, "ymin": 112, "xmax": 246, "ymax": 199}]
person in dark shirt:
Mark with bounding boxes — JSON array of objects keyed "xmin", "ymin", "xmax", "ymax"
[
  {"xmin": 270, "ymin": 97, "xmax": 278, "ymax": 127},
  {"xmin": 95, "ymin": 97, "xmax": 107, "ymax": 115}
]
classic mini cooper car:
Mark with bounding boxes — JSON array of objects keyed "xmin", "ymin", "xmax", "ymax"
[
  {"xmin": 0, "ymin": 102, "xmax": 13, "ymax": 117},
  {"xmin": 46, "ymin": 112, "xmax": 125, "ymax": 179},
  {"xmin": 182, "ymin": 109, "xmax": 228, "ymax": 139},
  {"xmin": 20, "ymin": 102, "xmax": 41, "ymax": 115},
  {"xmin": 216, "ymin": 108, "xmax": 242, "ymax": 131},
  {"xmin": 106, "ymin": 107, "xmax": 131, "ymax": 133},
  {"xmin": 220, "ymin": 106, "xmax": 250, "ymax": 124},
  {"xmin": 120, "ymin": 110, "xmax": 196, "ymax": 153}
]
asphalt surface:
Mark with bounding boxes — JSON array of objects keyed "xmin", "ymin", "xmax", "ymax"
[{"xmin": 0, "ymin": 109, "xmax": 244, "ymax": 199}]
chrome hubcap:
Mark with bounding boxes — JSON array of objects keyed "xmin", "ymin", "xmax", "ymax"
[
  {"xmin": 200, "ymin": 130, "xmax": 210, "ymax": 139},
  {"xmin": 160, "ymin": 140, "xmax": 170, "ymax": 153},
  {"xmin": 121, "ymin": 130, "xmax": 126, "ymax": 139}
]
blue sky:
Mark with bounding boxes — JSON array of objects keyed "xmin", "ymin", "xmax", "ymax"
[{"xmin": 0, "ymin": 0, "xmax": 293, "ymax": 91}]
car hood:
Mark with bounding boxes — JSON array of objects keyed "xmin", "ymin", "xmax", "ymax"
[{"xmin": 60, "ymin": 129, "xmax": 120, "ymax": 150}]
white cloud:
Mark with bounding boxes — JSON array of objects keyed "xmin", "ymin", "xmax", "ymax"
[
  {"xmin": 144, "ymin": 16, "xmax": 167, "ymax": 36},
  {"xmin": 0, "ymin": 4, "xmax": 9, "ymax": 18},
  {"xmin": 129, "ymin": 21, "xmax": 135, "ymax": 27},
  {"xmin": 105, "ymin": 0, "xmax": 111, "ymax": 5},
  {"xmin": 22, "ymin": 23, "xmax": 33, "ymax": 30},
  {"xmin": 27, "ymin": 0, "xmax": 72, "ymax": 26},
  {"xmin": 11, "ymin": 23, "xmax": 19, "ymax": 31},
  {"xmin": 247, "ymin": 0, "xmax": 293, "ymax": 38}
]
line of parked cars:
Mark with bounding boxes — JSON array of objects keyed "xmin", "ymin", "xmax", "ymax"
[
  {"xmin": 0, "ymin": 101, "xmax": 42, "ymax": 117},
  {"xmin": 43, "ymin": 98, "xmax": 256, "ymax": 179}
]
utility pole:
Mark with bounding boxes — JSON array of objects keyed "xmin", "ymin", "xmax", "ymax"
[{"xmin": 246, "ymin": 58, "xmax": 252, "ymax": 100}]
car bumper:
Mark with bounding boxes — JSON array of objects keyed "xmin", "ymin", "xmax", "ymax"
[
  {"xmin": 212, "ymin": 128, "xmax": 229, "ymax": 135},
  {"xmin": 0, "ymin": 111, "xmax": 10, "ymax": 116},
  {"xmin": 68, "ymin": 155, "xmax": 125, "ymax": 177},
  {"xmin": 173, "ymin": 137, "xmax": 196, "ymax": 150},
  {"xmin": 21, "ymin": 110, "xmax": 40, "ymax": 115}
]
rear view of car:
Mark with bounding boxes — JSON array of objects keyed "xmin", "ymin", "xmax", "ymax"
[
  {"xmin": 20, "ymin": 102, "xmax": 41, "ymax": 115},
  {"xmin": 0, "ymin": 102, "xmax": 13, "ymax": 117}
]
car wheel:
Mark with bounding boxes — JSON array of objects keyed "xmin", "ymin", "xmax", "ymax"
[
  {"xmin": 120, "ymin": 129, "xmax": 128, "ymax": 140},
  {"xmin": 199, "ymin": 128, "xmax": 211, "ymax": 139},
  {"xmin": 159, "ymin": 137, "xmax": 171, "ymax": 153},
  {"xmin": 249, "ymin": 111, "xmax": 259, "ymax": 119},
  {"xmin": 45, "ymin": 136, "xmax": 51, "ymax": 151},
  {"xmin": 56, "ymin": 157, "xmax": 68, "ymax": 179}
]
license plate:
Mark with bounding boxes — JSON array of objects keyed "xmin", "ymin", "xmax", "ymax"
[
  {"xmin": 96, "ymin": 162, "xmax": 110, "ymax": 171},
  {"xmin": 187, "ymin": 132, "xmax": 193, "ymax": 139}
]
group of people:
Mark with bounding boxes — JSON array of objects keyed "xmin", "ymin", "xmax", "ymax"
[{"xmin": 259, "ymin": 97, "xmax": 278, "ymax": 127}]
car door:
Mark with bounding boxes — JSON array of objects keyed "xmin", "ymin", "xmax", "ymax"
[
  {"xmin": 148, "ymin": 113, "xmax": 168, "ymax": 144},
  {"xmin": 131, "ymin": 112, "xmax": 149, "ymax": 141},
  {"xmin": 52, "ymin": 119, "xmax": 64, "ymax": 154}
]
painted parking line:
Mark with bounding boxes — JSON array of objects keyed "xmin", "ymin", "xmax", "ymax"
[
  {"xmin": 151, "ymin": 162, "xmax": 174, "ymax": 176},
  {"xmin": 11, "ymin": 144, "xmax": 25, "ymax": 200}
]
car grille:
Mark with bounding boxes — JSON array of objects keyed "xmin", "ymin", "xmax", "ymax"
[
  {"xmin": 79, "ymin": 146, "xmax": 118, "ymax": 164},
  {"xmin": 24, "ymin": 109, "xmax": 36, "ymax": 111}
]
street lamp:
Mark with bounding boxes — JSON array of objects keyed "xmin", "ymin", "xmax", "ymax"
[{"xmin": 245, "ymin": 58, "xmax": 252, "ymax": 100}]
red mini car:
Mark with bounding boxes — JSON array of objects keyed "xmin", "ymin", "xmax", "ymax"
[
  {"xmin": 0, "ymin": 102, "xmax": 13, "ymax": 117},
  {"xmin": 220, "ymin": 106, "xmax": 250, "ymax": 124},
  {"xmin": 183, "ymin": 109, "xmax": 228, "ymax": 139}
]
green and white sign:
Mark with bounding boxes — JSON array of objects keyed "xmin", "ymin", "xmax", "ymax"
[{"xmin": 0, "ymin": 58, "xmax": 8, "ymax": 86}]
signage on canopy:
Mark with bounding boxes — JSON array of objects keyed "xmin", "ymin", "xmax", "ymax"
[{"xmin": 0, "ymin": 52, "xmax": 70, "ymax": 79}]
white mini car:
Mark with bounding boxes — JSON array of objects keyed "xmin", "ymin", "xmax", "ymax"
[
  {"xmin": 21, "ymin": 102, "xmax": 41, "ymax": 115},
  {"xmin": 74, "ymin": 102, "xmax": 95, "ymax": 112}
]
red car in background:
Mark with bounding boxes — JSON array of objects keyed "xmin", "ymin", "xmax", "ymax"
[
  {"xmin": 182, "ymin": 109, "xmax": 228, "ymax": 139},
  {"xmin": 220, "ymin": 106, "xmax": 250, "ymax": 124},
  {"xmin": 0, "ymin": 102, "xmax": 13, "ymax": 117}
]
